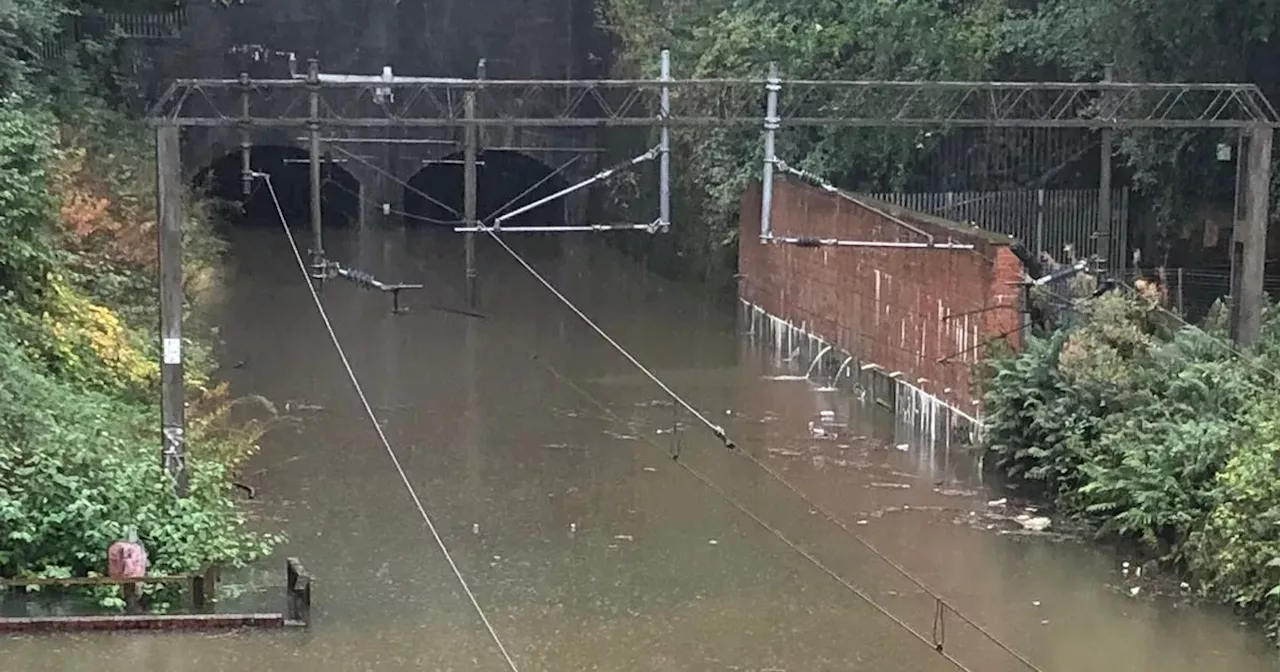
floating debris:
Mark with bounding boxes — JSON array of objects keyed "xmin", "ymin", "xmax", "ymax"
[
  {"xmin": 870, "ymin": 482, "xmax": 912, "ymax": 490},
  {"xmin": 934, "ymin": 487, "xmax": 979, "ymax": 498},
  {"xmin": 614, "ymin": 534, "xmax": 634, "ymax": 542},
  {"xmin": 472, "ymin": 523, "xmax": 480, "ymax": 535},
  {"xmin": 708, "ymin": 540, "xmax": 718, "ymax": 545},
  {"xmin": 642, "ymin": 466, "xmax": 657, "ymax": 473},
  {"xmin": 987, "ymin": 498, "xmax": 1008, "ymax": 507},
  {"xmin": 895, "ymin": 443, "xmax": 910, "ymax": 451},
  {"xmin": 1014, "ymin": 514, "xmax": 1052, "ymax": 532}
]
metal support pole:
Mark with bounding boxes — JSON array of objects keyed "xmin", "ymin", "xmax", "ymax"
[
  {"xmin": 760, "ymin": 62, "xmax": 780, "ymax": 241},
  {"xmin": 659, "ymin": 48, "xmax": 671, "ymax": 230},
  {"xmin": 1034, "ymin": 188, "xmax": 1046, "ymax": 260},
  {"xmin": 1097, "ymin": 66, "xmax": 1114, "ymax": 272},
  {"xmin": 307, "ymin": 58, "xmax": 324, "ymax": 280},
  {"xmin": 463, "ymin": 59, "xmax": 483, "ymax": 309},
  {"xmin": 1237, "ymin": 122, "xmax": 1272, "ymax": 348},
  {"xmin": 156, "ymin": 125, "xmax": 188, "ymax": 498},
  {"xmin": 238, "ymin": 71, "xmax": 252, "ymax": 197},
  {"xmin": 1229, "ymin": 131, "xmax": 1246, "ymax": 331}
]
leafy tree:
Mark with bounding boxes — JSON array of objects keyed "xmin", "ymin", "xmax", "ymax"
[{"xmin": 601, "ymin": 0, "xmax": 1008, "ymax": 281}]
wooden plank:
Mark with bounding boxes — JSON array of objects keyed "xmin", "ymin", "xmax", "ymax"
[{"xmin": 0, "ymin": 613, "xmax": 287, "ymax": 633}]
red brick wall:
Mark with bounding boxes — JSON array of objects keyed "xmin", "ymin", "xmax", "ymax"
[{"xmin": 738, "ymin": 177, "xmax": 1024, "ymax": 411}]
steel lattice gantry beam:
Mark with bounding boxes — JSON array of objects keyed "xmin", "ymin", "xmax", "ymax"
[
  {"xmin": 146, "ymin": 66, "xmax": 1280, "ymax": 498},
  {"xmin": 147, "ymin": 76, "xmax": 1280, "ymax": 129}
]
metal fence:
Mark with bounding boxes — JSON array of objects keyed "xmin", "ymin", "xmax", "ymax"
[
  {"xmin": 32, "ymin": 7, "xmax": 186, "ymax": 63},
  {"xmin": 861, "ymin": 188, "xmax": 1130, "ymax": 272},
  {"xmin": 1121, "ymin": 266, "xmax": 1280, "ymax": 323}
]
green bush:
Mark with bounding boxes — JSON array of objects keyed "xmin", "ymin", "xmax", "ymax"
[
  {"xmin": 0, "ymin": 317, "xmax": 274, "ymax": 581},
  {"xmin": 983, "ymin": 290, "xmax": 1280, "ymax": 636},
  {"xmin": 1186, "ymin": 402, "xmax": 1280, "ymax": 639},
  {"xmin": 0, "ymin": 24, "xmax": 280, "ymax": 607}
]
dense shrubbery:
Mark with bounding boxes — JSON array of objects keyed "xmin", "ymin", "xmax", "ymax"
[
  {"xmin": 982, "ymin": 292, "xmax": 1280, "ymax": 637},
  {"xmin": 600, "ymin": 0, "xmax": 1280, "ymax": 281},
  {"xmin": 0, "ymin": 11, "xmax": 280, "ymax": 606}
]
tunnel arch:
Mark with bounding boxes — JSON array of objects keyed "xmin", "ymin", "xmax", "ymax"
[
  {"xmin": 402, "ymin": 150, "xmax": 571, "ymax": 228},
  {"xmin": 193, "ymin": 145, "xmax": 361, "ymax": 230}
]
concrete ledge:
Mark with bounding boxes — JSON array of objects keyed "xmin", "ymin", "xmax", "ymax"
[{"xmin": 0, "ymin": 613, "xmax": 291, "ymax": 633}]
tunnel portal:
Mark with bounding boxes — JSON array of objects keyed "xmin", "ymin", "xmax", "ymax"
[
  {"xmin": 195, "ymin": 145, "xmax": 361, "ymax": 230},
  {"xmin": 403, "ymin": 150, "xmax": 571, "ymax": 229}
]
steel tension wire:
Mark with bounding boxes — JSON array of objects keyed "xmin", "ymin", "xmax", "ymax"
[
  {"xmin": 484, "ymin": 154, "xmax": 584, "ymax": 222},
  {"xmin": 733, "ymin": 443, "xmax": 1046, "ymax": 672},
  {"xmin": 322, "ymin": 175, "xmax": 464, "ymax": 228},
  {"xmin": 256, "ymin": 173, "xmax": 522, "ymax": 672},
  {"xmin": 327, "ymin": 145, "xmax": 730, "ymax": 447},
  {"xmin": 530, "ymin": 359, "xmax": 977, "ymax": 672},
  {"xmin": 324, "ymin": 142, "xmax": 465, "ymax": 222},
  {"xmin": 482, "ymin": 229, "xmax": 736, "ymax": 449}
]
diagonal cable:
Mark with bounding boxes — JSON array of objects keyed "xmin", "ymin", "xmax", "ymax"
[
  {"xmin": 484, "ymin": 154, "xmax": 583, "ymax": 221},
  {"xmin": 258, "ymin": 172, "xmax": 521, "ymax": 672},
  {"xmin": 323, "ymin": 142, "xmax": 465, "ymax": 221},
  {"xmin": 531, "ymin": 359, "xmax": 980, "ymax": 672}
]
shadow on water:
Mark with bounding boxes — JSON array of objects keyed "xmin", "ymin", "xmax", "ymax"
[{"xmin": 2, "ymin": 226, "xmax": 1276, "ymax": 671}]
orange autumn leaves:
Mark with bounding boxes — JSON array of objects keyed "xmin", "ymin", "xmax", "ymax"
[{"xmin": 52, "ymin": 128, "xmax": 157, "ymax": 268}]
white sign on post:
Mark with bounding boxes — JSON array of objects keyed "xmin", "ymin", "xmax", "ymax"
[{"xmin": 163, "ymin": 337, "xmax": 182, "ymax": 365}]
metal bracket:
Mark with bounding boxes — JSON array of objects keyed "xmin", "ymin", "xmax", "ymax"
[{"xmin": 319, "ymin": 258, "xmax": 425, "ymax": 314}]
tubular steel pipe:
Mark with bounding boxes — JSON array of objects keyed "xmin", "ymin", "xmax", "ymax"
[
  {"xmin": 659, "ymin": 48, "xmax": 672, "ymax": 230},
  {"xmin": 759, "ymin": 62, "xmax": 779, "ymax": 240},
  {"xmin": 307, "ymin": 59, "xmax": 325, "ymax": 281},
  {"xmin": 762, "ymin": 235, "xmax": 974, "ymax": 250},
  {"xmin": 238, "ymin": 71, "xmax": 252, "ymax": 196},
  {"xmin": 454, "ymin": 223, "xmax": 657, "ymax": 233},
  {"xmin": 491, "ymin": 147, "xmax": 658, "ymax": 227},
  {"xmin": 156, "ymin": 117, "xmax": 1275, "ymax": 130}
]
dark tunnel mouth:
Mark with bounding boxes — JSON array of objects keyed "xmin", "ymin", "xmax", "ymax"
[
  {"xmin": 402, "ymin": 150, "xmax": 572, "ymax": 229},
  {"xmin": 194, "ymin": 145, "xmax": 361, "ymax": 229}
]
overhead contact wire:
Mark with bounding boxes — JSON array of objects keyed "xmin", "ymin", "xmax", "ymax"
[
  {"xmin": 480, "ymin": 229, "xmax": 736, "ymax": 449},
  {"xmin": 259, "ymin": 174, "xmax": 522, "ymax": 672},
  {"xmin": 531, "ymin": 361, "xmax": 978, "ymax": 672}
]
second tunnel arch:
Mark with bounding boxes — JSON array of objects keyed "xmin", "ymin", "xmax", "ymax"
[
  {"xmin": 193, "ymin": 144, "xmax": 361, "ymax": 230},
  {"xmin": 402, "ymin": 150, "xmax": 573, "ymax": 228}
]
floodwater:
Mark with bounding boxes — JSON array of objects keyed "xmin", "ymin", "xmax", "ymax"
[{"xmin": 3, "ymin": 225, "xmax": 1276, "ymax": 671}]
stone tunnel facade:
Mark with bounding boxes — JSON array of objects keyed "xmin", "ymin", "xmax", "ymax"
[{"xmin": 134, "ymin": 0, "xmax": 606, "ymax": 225}]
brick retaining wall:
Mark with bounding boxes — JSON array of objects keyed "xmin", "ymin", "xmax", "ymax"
[{"xmin": 737, "ymin": 177, "xmax": 1024, "ymax": 411}]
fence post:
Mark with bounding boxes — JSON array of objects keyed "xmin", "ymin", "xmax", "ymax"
[
  {"xmin": 1176, "ymin": 268, "xmax": 1185, "ymax": 316},
  {"xmin": 286, "ymin": 558, "xmax": 312, "ymax": 626},
  {"xmin": 1034, "ymin": 189, "xmax": 1045, "ymax": 259}
]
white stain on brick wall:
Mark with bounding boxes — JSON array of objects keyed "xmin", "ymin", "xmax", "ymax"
[{"xmin": 741, "ymin": 298, "xmax": 980, "ymax": 454}]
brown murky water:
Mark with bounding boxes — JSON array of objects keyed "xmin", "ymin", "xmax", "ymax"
[{"xmin": 2, "ymin": 226, "xmax": 1276, "ymax": 671}]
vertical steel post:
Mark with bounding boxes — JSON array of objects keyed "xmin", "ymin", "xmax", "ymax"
[
  {"xmin": 658, "ymin": 48, "xmax": 671, "ymax": 230},
  {"xmin": 156, "ymin": 125, "xmax": 188, "ymax": 498},
  {"xmin": 1237, "ymin": 122, "xmax": 1272, "ymax": 348},
  {"xmin": 238, "ymin": 71, "xmax": 252, "ymax": 197},
  {"xmin": 1229, "ymin": 131, "xmax": 1246, "ymax": 331},
  {"xmin": 463, "ymin": 59, "xmax": 483, "ymax": 308},
  {"xmin": 1176, "ymin": 267, "xmax": 1185, "ymax": 317},
  {"xmin": 760, "ymin": 62, "xmax": 780, "ymax": 240},
  {"xmin": 307, "ymin": 58, "xmax": 324, "ymax": 281},
  {"xmin": 1097, "ymin": 66, "xmax": 1114, "ymax": 272},
  {"xmin": 1034, "ymin": 188, "xmax": 1045, "ymax": 260}
]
